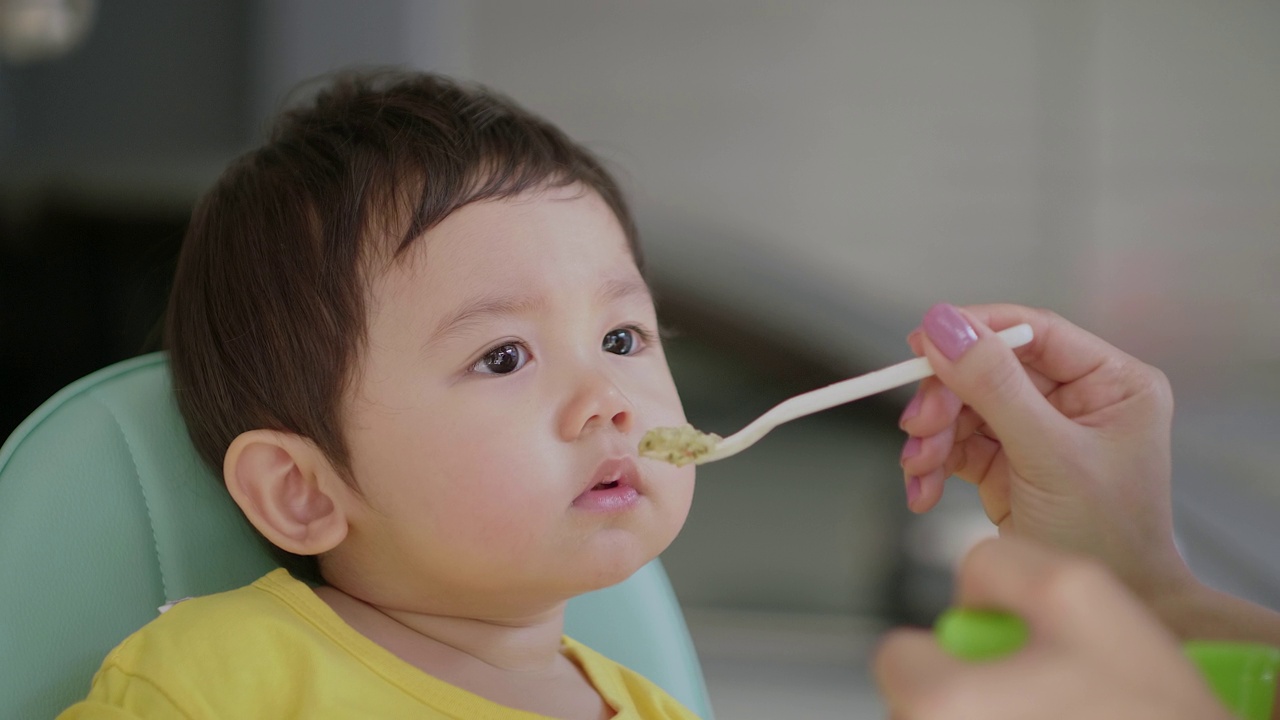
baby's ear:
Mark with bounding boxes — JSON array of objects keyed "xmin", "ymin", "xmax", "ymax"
[{"xmin": 223, "ymin": 430, "xmax": 349, "ymax": 556}]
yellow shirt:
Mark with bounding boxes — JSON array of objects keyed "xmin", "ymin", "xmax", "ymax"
[{"xmin": 58, "ymin": 569, "xmax": 700, "ymax": 719}]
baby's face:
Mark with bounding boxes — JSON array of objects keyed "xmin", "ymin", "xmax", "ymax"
[{"xmin": 334, "ymin": 185, "xmax": 694, "ymax": 615}]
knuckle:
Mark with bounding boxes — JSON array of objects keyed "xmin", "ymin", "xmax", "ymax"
[
  {"xmin": 1142, "ymin": 363, "xmax": 1174, "ymax": 412},
  {"xmin": 1118, "ymin": 358, "xmax": 1175, "ymax": 415},
  {"xmin": 971, "ymin": 351, "xmax": 1024, "ymax": 404},
  {"xmin": 943, "ymin": 443, "xmax": 967, "ymax": 476}
]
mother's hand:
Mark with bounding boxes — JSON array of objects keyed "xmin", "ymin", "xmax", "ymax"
[
  {"xmin": 874, "ymin": 538, "xmax": 1230, "ymax": 720},
  {"xmin": 898, "ymin": 303, "xmax": 1189, "ymax": 600}
]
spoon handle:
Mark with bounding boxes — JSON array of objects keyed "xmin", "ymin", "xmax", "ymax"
[{"xmin": 700, "ymin": 323, "xmax": 1034, "ymax": 463}]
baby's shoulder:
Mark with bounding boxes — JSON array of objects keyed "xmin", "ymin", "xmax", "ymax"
[
  {"xmin": 77, "ymin": 570, "xmax": 357, "ymax": 717},
  {"xmin": 109, "ymin": 569, "xmax": 323, "ymax": 670}
]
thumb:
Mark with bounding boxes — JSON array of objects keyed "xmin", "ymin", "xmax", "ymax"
[{"xmin": 918, "ymin": 303, "xmax": 1063, "ymax": 449}]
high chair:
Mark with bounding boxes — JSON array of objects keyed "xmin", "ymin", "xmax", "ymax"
[{"xmin": 0, "ymin": 353, "xmax": 714, "ymax": 718}]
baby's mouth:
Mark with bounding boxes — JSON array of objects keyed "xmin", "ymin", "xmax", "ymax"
[
  {"xmin": 573, "ymin": 458, "xmax": 642, "ymax": 510},
  {"xmin": 577, "ymin": 472, "xmax": 629, "ymax": 497}
]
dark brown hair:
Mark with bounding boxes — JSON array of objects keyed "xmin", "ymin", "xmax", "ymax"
[{"xmin": 165, "ymin": 70, "xmax": 640, "ymax": 580}]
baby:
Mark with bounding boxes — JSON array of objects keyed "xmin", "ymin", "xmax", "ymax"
[{"xmin": 59, "ymin": 71, "xmax": 698, "ymax": 719}]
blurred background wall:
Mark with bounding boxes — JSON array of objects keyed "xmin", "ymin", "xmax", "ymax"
[{"xmin": 2, "ymin": 1, "xmax": 1277, "ymax": 716}]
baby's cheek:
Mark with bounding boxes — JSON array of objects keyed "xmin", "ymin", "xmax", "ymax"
[
  {"xmin": 409, "ymin": 480, "xmax": 545, "ymax": 572},
  {"xmin": 674, "ymin": 467, "xmax": 696, "ymax": 520},
  {"xmin": 644, "ymin": 370, "xmax": 687, "ymax": 421},
  {"xmin": 433, "ymin": 446, "xmax": 554, "ymax": 528},
  {"xmin": 651, "ymin": 462, "xmax": 696, "ymax": 537}
]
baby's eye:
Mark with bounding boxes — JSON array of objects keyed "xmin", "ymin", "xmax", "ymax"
[
  {"xmin": 602, "ymin": 327, "xmax": 645, "ymax": 356},
  {"xmin": 472, "ymin": 343, "xmax": 528, "ymax": 375}
]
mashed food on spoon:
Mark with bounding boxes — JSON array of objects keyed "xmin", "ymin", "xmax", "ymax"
[{"xmin": 638, "ymin": 424, "xmax": 721, "ymax": 467}]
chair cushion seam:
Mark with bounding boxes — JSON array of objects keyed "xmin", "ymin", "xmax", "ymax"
[
  {"xmin": 0, "ymin": 354, "xmax": 165, "ymax": 472},
  {"xmin": 89, "ymin": 392, "xmax": 169, "ymax": 602}
]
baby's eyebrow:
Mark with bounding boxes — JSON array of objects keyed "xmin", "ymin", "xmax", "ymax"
[
  {"xmin": 425, "ymin": 276, "xmax": 652, "ymax": 349},
  {"xmin": 597, "ymin": 276, "xmax": 653, "ymax": 306},
  {"xmin": 427, "ymin": 294, "xmax": 547, "ymax": 347}
]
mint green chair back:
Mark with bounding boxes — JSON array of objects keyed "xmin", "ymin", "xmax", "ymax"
[{"xmin": 0, "ymin": 354, "xmax": 713, "ymax": 719}]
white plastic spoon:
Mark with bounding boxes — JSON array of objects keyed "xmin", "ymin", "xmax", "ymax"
[{"xmin": 639, "ymin": 323, "xmax": 1034, "ymax": 466}]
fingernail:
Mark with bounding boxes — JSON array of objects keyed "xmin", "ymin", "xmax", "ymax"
[
  {"xmin": 899, "ymin": 393, "xmax": 923, "ymax": 425},
  {"xmin": 900, "ymin": 436, "xmax": 922, "ymax": 463},
  {"xmin": 923, "ymin": 303, "xmax": 978, "ymax": 361},
  {"xmin": 906, "ymin": 475, "xmax": 921, "ymax": 508}
]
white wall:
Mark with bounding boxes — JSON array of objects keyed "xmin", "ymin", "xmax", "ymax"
[{"xmin": 1088, "ymin": 0, "xmax": 1280, "ymax": 377}]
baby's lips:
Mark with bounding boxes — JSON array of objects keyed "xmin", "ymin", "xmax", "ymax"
[{"xmin": 578, "ymin": 456, "xmax": 641, "ymax": 498}]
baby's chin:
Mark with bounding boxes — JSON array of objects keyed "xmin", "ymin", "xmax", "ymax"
[{"xmin": 569, "ymin": 526, "xmax": 680, "ymax": 592}]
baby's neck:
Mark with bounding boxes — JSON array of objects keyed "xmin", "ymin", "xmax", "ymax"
[
  {"xmin": 312, "ymin": 584, "xmax": 568, "ymax": 672},
  {"xmin": 312, "ymin": 584, "xmax": 609, "ymax": 717}
]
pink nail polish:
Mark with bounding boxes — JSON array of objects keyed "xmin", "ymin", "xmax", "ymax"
[
  {"xmin": 901, "ymin": 436, "xmax": 922, "ymax": 463},
  {"xmin": 899, "ymin": 393, "xmax": 923, "ymax": 425},
  {"xmin": 906, "ymin": 476, "xmax": 921, "ymax": 507},
  {"xmin": 923, "ymin": 303, "xmax": 978, "ymax": 361}
]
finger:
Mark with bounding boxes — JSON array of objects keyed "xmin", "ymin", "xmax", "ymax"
[
  {"xmin": 955, "ymin": 304, "xmax": 1138, "ymax": 388},
  {"xmin": 906, "ymin": 325, "xmax": 924, "ymax": 357},
  {"xmin": 876, "ymin": 628, "xmax": 1051, "ymax": 720},
  {"xmin": 908, "ymin": 323, "xmax": 1061, "ymax": 399},
  {"xmin": 917, "ymin": 304, "xmax": 1069, "ymax": 465},
  {"xmin": 953, "ymin": 406, "xmax": 994, "ymax": 447},
  {"xmin": 907, "ymin": 467, "xmax": 948, "ymax": 514},
  {"xmin": 913, "ymin": 310, "xmax": 1129, "ymax": 432},
  {"xmin": 954, "ymin": 537, "xmax": 1060, "ymax": 612},
  {"xmin": 942, "ymin": 435, "xmax": 1012, "ymax": 525},
  {"xmin": 973, "ymin": 452, "xmax": 1012, "ymax": 526},
  {"xmin": 900, "ymin": 404, "xmax": 983, "ymax": 481},
  {"xmin": 904, "ymin": 407, "xmax": 1000, "ymax": 514},
  {"xmin": 899, "ymin": 377, "xmax": 962, "ymax": 436},
  {"xmin": 874, "ymin": 628, "xmax": 969, "ymax": 718},
  {"xmin": 900, "ymin": 368, "xmax": 1060, "ymax": 444},
  {"xmin": 1044, "ymin": 356, "xmax": 1172, "ymax": 427},
  {"xmin": 954, "ymin": 538, "xmax": 1160, "ymax": 650},
  {"xmin": 903, "ymin": 323, "xmax": 1059, "ymax": 455},
  {"xmin": 939, "ymin": 407, "xmax": 1000, "ymax": 473},
  {"xmin": 945, "ymin": 430, "xmax": 1000, "ymax": 483},
  {"xmin": 901, "ymin": 421, "xmax": 955, "ymax": 477}
]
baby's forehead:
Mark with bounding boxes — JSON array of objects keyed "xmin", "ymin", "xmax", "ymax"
[
  {"xmin": 362, "ymin": 189, "xmax": 644, "ymax": 306},
  {"xmin": 386, "ymin": 187, "xmax": 634, "ymax": 268}
]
